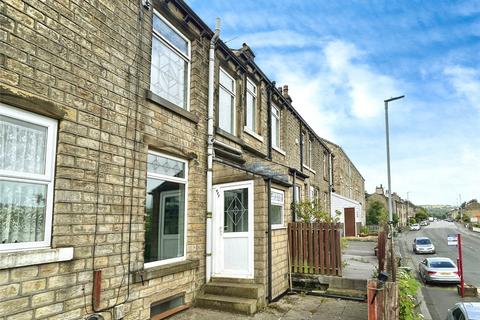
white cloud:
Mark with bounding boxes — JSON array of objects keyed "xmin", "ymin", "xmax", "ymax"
[
  {"xmin": 323, "ymin": 40, "xmax": 401, "ymax": 119},
  {"xmin": 227, "ymin": 30, "xmax": 326, "ymax": 49},
  {"xmin": 444, "ymin": 66, "xmax": 480, "ymax": 110}
]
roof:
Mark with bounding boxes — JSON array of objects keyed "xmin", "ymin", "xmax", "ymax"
[
  {"xmin": 426, "ymin": 257, "xmax": 454, "ymax": 262},
  {"xmin": 415, "ymin": 237, "xmax": 430, "ymax": 240}
]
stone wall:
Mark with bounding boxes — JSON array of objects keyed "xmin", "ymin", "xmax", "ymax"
[{"xmin": 0, "ymin": 1, "xmax": 209, "ymax": 319}]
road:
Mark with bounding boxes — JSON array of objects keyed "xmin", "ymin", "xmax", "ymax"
[{"xmin": 398, "ymin": 220, "xmax": 480, "ymax": 320}]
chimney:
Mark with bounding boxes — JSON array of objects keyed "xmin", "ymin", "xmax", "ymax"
[
  {"xmin": 375, "ymin": 184, "xmax": 384, "ymax": 195},
  {"xmin": 282, "ymin": 85, "xmax": 292, "ymax": 102},
  {"xmin": 277, "ymin": 87, "xmax": 283, "ymax": 94}
]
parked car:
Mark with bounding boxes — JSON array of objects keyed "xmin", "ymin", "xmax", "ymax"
[
  {"xmin": 419, "ymin": 257, "xmax": 460, "ymax": 284},
  {"xmin": 420, "ymin": 220, "xmax": 429, "ymax": 226},
  {"xmin": 410, "ymin": 224, "xmax": 421, "ymax": 231},
  {"xmin": 446, "ymin": 302, "xmax": 480, "ymax": 320},
  {"xmin": 448, "ymin": 234, "xmax": 459, "ymax": 246},
  {"xmin": 413, "ymin": 237, "xmax": 435, "ymax": 254}
]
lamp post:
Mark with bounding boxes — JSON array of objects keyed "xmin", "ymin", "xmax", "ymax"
[
  {"xmin": 384, "ymin": 95, "xmax": 404, "ymax": 282},
  {"xmin": 407, "ymin": 191, "xmax": 410, "ymax": 224}
]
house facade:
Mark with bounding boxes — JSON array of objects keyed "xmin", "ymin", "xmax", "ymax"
[
  {"xmin": 0, "ymin": 0, "xmax": 362, "ymax": 319},
  {"xmin": 366, "ymin": 185, "xmax": 415, "ymax": 227},
  {"xmin": 323, "ymin": 140, "xmax": 366, "ymax": 236}
]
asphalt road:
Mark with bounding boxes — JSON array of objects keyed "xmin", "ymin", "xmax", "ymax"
[{"xmin": 398, "ymin": 220, "xmax": 480, "ymax": 320}]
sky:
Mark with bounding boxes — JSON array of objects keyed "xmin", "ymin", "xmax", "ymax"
[{"xmin": 187, "ymin": 0, "xmax": 480, "ymax": 206}]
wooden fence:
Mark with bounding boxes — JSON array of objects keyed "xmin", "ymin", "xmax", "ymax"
[
  {"xmin": 367, "ymin": 280, "xmax": 399, "ymax": 320},
  {"xmin": 288, "ymin": 222, "xmax": 342, "ymax": 276},
  {"xmin": 377, "ymin": 231, "xmax": 387, "ymax": 272}
]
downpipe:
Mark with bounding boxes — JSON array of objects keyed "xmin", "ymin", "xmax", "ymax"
[{"xmin": 206, "ymin": 18, "xmax": 220, "ymax": 283}]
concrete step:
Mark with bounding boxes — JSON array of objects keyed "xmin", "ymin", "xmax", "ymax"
[
  {"xmin": 196, "ymin": 293, "xmax": 258, "ymax": 315},
  {"xmin": 204, "ymin": 281, "xmax": 264, "ymax": 299}
]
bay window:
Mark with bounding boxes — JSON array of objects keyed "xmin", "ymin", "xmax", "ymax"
[
  {"xmin": 0, "ymin": 103, "xmax": 57, "ymax": 251},
  {"xmin": 145, "ymin": 151, "xmax": 188, "ymax": 267}
]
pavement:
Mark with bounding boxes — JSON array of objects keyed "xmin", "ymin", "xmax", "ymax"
[
  {"xmin": 398, "ymin": 220, "xmax": 480, "ymax": 320},
  {"xmin": 169, "ymin": 294, "xmax": 367, "ymax": 320},
  {"xmin": 342, "ymin": 240, "xmax": 377, "ymax": 280}
]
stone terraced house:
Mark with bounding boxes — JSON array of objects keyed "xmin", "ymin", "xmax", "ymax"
[{"xmin": 0, "ymin": 0, "xmax": 364, "ymax": 319}]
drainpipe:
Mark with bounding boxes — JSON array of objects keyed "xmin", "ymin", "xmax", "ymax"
[
  {"xmin": 267, "ymin": 82, "xmax": 274, "ymax": 160},
  {"xmin": 267, "ymin": 178, "xmax": 272, "ymax": 302},
  {"xmin": 206, "ymin": 18, "xmax": 220, "ymax": 283},
  {"xmin": 299, "ymin": 124, "xmax": 303, "ymax": 171},
  {"xmin": 292, "ymin": 171, "xmax": 297, "ymax": 222},
  {"xmin": 328, "ymin": 153, "xmax": 333, "ymax": 217}
]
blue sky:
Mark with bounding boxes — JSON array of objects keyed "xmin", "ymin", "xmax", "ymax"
[{"xmin": 187, "ymin": 0, "xmax": 480, "ymax": 205}]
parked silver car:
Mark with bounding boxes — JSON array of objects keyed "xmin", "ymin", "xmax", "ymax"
[
  {"xmin": 413, "ymin": 237, "xmax": 435, "ymax": 254},
  {"xmin": 446, "ymin": 302, "xmax": 480, "ymax": 320},
  {"xmin": 410, "ymin": 223, "xmax": 421, "ymax": 231},
  {"xmin": 419, "ymin": 257, "xmax": 460, "ymax": 284}
]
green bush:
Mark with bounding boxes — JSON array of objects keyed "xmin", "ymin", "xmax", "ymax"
[{"xmin": 398, "ymin": 270, "xmax": 422, "ymax": 320}]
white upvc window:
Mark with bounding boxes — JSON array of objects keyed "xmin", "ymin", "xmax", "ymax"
[
  {"xmin": 150, "ymin": 11, "xmax": 191, "ymax": 110},
  {"xmin": 245, "ymin": 78, "xmax": 257, "ymax": 132},
  {"xmin": 0, "ymin": 103, "xmax": 57, "ymax": 251},
  {"xmin": 271, "ymin": 189, "xmax": 284, "ymax": 229},
  {"xmin": 144, "ymin": 151, "xmax": 188, "ymax": 268},
  {"xmin": 271, "ymin": 104, "xmax": 280, "ymax": 148},
  {"xmin": 308, "ymin": 139, "xmax": 312, "ymax": 167},
  {"xmin": 219, "ymin": 68, "xmax": 236, "ymax": 135},
  {"xmin": 293, "ymin": 184, "xmax": 301, "ymax": 221},
  {"xmin": 309, "ymin": 186, "xmax": 315, "ymax": 200},
  {"xmin": 323, "ymin": 152, "xmax": 328, "ymax": 179}
]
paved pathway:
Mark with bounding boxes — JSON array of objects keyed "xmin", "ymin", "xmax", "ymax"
[
  {"xmin": 170, "ymin": 294, "xmax": 367, "ymax": 320},
  {"xmin": 342, "ymin": 240, "xmax": 377, "ymax": 280}
]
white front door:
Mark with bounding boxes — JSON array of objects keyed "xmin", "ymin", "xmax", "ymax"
[{"xmin": 213, "ymin": 181, "xmax": 254, "ymax": 278}]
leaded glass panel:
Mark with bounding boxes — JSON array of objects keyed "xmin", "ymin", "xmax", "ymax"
[
  {"xmin": 151, "ymin": 37, "xmax": 188, "ymax": 109},
  {"xmin": 224, "ymin": 188, "xmax": 248, "ymax": 233}
]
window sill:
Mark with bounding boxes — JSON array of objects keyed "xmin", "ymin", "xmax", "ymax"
[
  {"xmin": 272, "ymin": 225, "xmax": 287, "ymax": 230},
  {"xmin": 133, "ymin": 259, "xmax": 199, "ymax": 283},
  {"xmin": 215, "ymin": 127, "xmax": 244, "ymax": 145},
  {"xmin": 0, "ymin": 247, "xmax": 74, "ymax": 270},
  {"xmin": 146, "ymin": 90, "xmax": 199, "ymax": 124},
  {"xmin": 272, "ymin": 145, "xmax": 286, "ymax": 156},
  {"xmin": 243, "ymin": 127, "xmax": 264, "ymax": 142},
  {"xmin": 303, "ymin": 164, "xmax": 317, "ymax": 175}
]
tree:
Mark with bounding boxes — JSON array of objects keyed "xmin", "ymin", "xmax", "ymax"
[
  {"xmin": 393, "ymin": 213, "xmax": 399, "ymax": 226},
  {"xmin": 294, "ymin": 200, "xmax": 334, "ymax": 223},
  {"xmin": 415, "ymin": 207, "xmax": 429, "ymax": 222},
  {"xmin": 367, "ymin": 200, "xmax": 388, "ymax": 225}
]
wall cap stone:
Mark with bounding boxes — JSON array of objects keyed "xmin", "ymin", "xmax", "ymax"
[{"xmin": 0, "ymin": 247, "xmax": 74, "ymax": 270}]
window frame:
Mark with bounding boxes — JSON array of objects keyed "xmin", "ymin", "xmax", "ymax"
[
  {"xmin": 145, "ymin": 150, "xmax": 189, "ymax": 268},
  {"xmin": 323, "ymin": 151, "xmax": 328, "ymax": 180},
  {"xmin": 150, "ymin": 10, "xmax": 191, "ymax": 110},
  {"xmin": 218, "ymin": 67, "xmax": 236, "ymax": 135},
  {"xmin": 0, "ymin": 103, "xmax": 58, "ymax": 252},
  {"xmin": 271, "ymin": 104, "xmax": 281, "ymax": 149},
  {"xmin": 271, "ymin": 188, "xmax": 285, "ymax": 229},
  {"xmin": 245, "ymin": 78, "xmax": 257, "ymax": 133}
]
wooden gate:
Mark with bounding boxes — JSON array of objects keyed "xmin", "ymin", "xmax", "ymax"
[
  {"xmin": 288, "ymin": 222, "xmax": 342, "ymax": 276},
  {"xmin": 344, "ymin": 207, "xmax": 356, "ymax": 237}
]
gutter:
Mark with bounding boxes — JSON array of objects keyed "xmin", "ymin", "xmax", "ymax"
[{"xmin": 206, "ymin": 18, "xmax": 220, "ymax": 283}]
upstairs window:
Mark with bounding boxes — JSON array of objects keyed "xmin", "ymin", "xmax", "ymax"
[
  {"xmin": 219, "ymin": 68, "xmax": 236, "ymax": 135},
  {"xmin": 323, "ymin": 152, "xmax": 328, "ymax": 179},
  {"xmin": 150, "ymin": 11, "xmax": 190, "ymax": 109},
  {"xmin": 0, "ymin": 103, "xmax": 57, "ymax": 251},
  {"xmin": 245, "ymin": 79, "xmax": 257, "ymax": 132},
  {"xmin": 308, "ymin": 139, "xmax": 312, "ymax": 167},
  {"xmin": 271, "ymin": 105, "xmax": 280, "ymax": 148}
]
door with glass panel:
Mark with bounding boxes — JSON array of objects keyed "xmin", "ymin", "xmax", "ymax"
[{"xmin": 213, "ymin": 181, "xmax": 254, "ymax": 278}]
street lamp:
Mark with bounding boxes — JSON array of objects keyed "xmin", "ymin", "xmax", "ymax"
[
  {"xmin": 384, "ymin": 95, "xmax": 405, "ymax": 224},
  {"xmin": 384, "ymin": 95, "xmax": 404, "ymax": 282}
]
